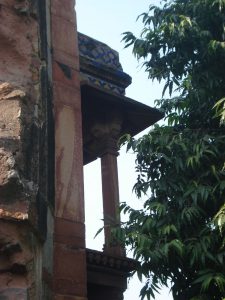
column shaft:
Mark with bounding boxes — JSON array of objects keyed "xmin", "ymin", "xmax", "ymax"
[{"xmin": 101, "ymin": 152, "xmax": 123, "ymax": 256}]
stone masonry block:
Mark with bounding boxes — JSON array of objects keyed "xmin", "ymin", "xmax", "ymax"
[
  {"xmin": 51, "ymin": 0, "xmax": 76, "ymax": 23},
  {"xmin": 51, "ymin": 12, "xmax": 80, "ymax": 71},
  {"xmin": 52, "ymin": 60, "xmax": 80, "ymax": 90},
  {"xmin": 53, "ymin": 83, "xmax": 81, "ymax": 108},
  {"xmin": 54, "ymin": 104, "xmax": 84, "ymax": 222},
  {"xmin": 54, "ymin": 244, "xmax": 87, "ymax": 296},
  {"xmin": 54, "ymin": 217, "xmax": 85, "ymax": 248},
  {"xmin": 52, "ymin": 15, "xmax": 78, "ymax": 59},
  {"xmin": 53, "ymin": 49, "xmax": 79, "ymax": 71}
]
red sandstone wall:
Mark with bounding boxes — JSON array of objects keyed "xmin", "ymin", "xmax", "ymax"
[
  {"xmin": 0, "ymin": 1, "xmax": 86, "ymax": 299},
  {"xmin": 51, "ymin": 0, "xmax": 87, "ymax": 299}
]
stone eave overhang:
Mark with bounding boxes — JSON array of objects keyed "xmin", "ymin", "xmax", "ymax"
[
  {"xmin": 81, "ymin": 82, "xmax": 164, "ymax": 164},
  {"xmin": 81, "ymin": 82, "xmax": 163, "ymax": 135}
]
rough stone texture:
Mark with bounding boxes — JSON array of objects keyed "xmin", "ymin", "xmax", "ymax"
[
  {"xmin": 0, "ymin": 0, "xmax": 42, "ymax": 219},
  {"xmin": 0, "ymin": 82, "xmax": 38, "ymax": 222},
  {"xmin": 0, "ymin": 220, "xmax": 42, "ymax": 299},
  {"xmin": 0, "ymin": 1, "xmax": 49, "ymax": 299},
  {"xmin": 0, "ymin": 83, "xmax": 24, "ymax": 137},
  {"xmin": 0, "ymin": 2, "xmax": 40, "ymax": 89}
]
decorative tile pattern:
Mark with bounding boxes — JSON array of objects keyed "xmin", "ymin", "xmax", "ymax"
[
  {"xmin": 78, "ymin": 32, "xmax": 123, "ymax": 71},
  {"xmin": 80, "ymin": 72, "xmax": 125, "ymax": 95}
]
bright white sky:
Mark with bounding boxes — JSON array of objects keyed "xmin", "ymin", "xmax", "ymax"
[{"xmin": 76, "ymin": 1, "xmax": 173, "ymax": 299}]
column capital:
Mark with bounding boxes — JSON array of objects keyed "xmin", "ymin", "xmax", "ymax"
[
  {"xmin": 86, "ymin": 113, "xmax": 123, "ymax": 158},
  {"xmin": 98, "ymin": 136, "xmax": 119, "ymax": 157}
]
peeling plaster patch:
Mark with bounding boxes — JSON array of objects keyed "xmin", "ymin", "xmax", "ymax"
[
  {"xmin": 0, "ymin": 149, "xmax": 17, "ymax": 186},
  {"xmin": 0, "ymin": 83, "xmax": 26, "ymax": 100},
  {"xmin": 0, "ymin": 4, "xmax": 40, "ymax": 87},
  {"xmin": 0, "ymin": 83, "xmax": 23, "ymax": 139},
  {"xmin": 0, "ymin": 209, "xmax": 28, "ymax": 220},
  {"xmin": 5, "ymin": 153, "xmax": 16, "ymax": 168}
]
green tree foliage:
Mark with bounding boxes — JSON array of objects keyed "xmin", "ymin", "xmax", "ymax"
[{"xmin": 116, "ymin": 1, "xmax": 225, "ymax": 299}]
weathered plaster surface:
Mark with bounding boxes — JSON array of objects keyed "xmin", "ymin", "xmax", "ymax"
[
  {"xmin": 55, "ymin": 105, "xmax": 83, "ymax": 221},
  {"xmin": 0, "ymin": 1, "xmax": 40, "ymax": 89},
  {"xmin": 0, "ymin": 81, "xmax": 38, "ymax": 221},
  {"xmin": 0, "ymin": 1, "xmax": 44, "ymax": 298},
  {"xmin": 0, "ymin": 220, "xmax": 42, "ymax": 299}
]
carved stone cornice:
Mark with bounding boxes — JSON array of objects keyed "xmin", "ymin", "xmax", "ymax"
[{"xmin": 86, "ymin": 248, "xmax": 137, "ymax": 274}]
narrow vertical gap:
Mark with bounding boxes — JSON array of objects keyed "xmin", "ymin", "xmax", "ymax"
[{"xmin": 84, "ymin": 159, "xmax": 104, "ymax": 251}]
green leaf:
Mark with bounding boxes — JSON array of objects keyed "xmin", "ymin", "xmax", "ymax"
[{"xmin": 120, "ymin": 0, "xmax": 225, "ymax": 298}]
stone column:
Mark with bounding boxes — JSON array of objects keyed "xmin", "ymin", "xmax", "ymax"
[
  {"xmin": 51, "ymin": 1, "xmax": 87, "ymax": 299},
  {"xmin": 90, "ymin": 113, "xmax": 124, "ymax": 256},
  {"xmin": 101, "ymin": 139, "xmax": 123, "ymax": 256}
]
